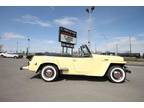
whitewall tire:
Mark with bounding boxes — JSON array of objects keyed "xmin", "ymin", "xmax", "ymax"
[
  {"xmin": 107, "ymin": 66, "xmax": 126, "ymax": 83},
  {"xmin": 41, "ymin": 65, "xmax": 58, "ymax": 82}
]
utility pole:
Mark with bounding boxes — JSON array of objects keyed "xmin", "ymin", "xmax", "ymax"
[
  {"xmin": 129, "ymin": 35, "xmax": 132, "ymax": 54},
  {"xmin": 0, "ymin": 44, "xmax": 3, "ymax": 52},
  {"xmin": 86, "ymin": 6, "xmax": 95, "ymax": 50},
  {"xmin": 95, "ymin": 42, "xmax": 97, "ymax": 53},
  {"xmin": 27, "ymin": 37, "xmax": 30, "ymax": 55},
  {"xmin": 16, "ymin": 40, "xmax": 18, "ymax": 53},
  {"xmin": 115, "ymin": 44, "xmax": 118, "ymax": 55}
]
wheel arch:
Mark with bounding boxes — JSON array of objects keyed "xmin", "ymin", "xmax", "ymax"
[
  {"xmin": 104, "ymin": 63, "xmax": 125, "ymax": 76},
  {"xmin": 36, "ymin": 63, "xmax": 59, "ymax": 73}
]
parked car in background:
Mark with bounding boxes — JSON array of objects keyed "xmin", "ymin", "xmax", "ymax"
[
  {"xmin": 0, "ymin": 52, "xmax": 23, "ymax": 58},
  {"xmin": 0, "ymin": 52, "xmax": 3, "ymax": 56}
]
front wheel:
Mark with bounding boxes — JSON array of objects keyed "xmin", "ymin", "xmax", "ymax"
[
  {"xmin": 41, "ymin": 65, "xmax": 59, "ymax": 82},
  {"xmin": 107, "ymin": 66, "xmax": 126, "ymax": 83}
]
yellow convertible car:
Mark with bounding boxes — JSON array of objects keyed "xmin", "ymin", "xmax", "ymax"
[{"xmin": 20, "ymin": 45, "xmax": 131, "ymax": 83}]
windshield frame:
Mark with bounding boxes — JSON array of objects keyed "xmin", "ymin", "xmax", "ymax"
[{"xmin": 80, "ymin": 45, "xmax": 92, "ymax": 57}]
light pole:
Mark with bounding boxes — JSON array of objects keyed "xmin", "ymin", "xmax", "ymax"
[
  {"xmin": 129, "ymin": 35, "xmax": 132, "ymax": 54},
  {"xmin": 86, "ymin": 6, "xmax": 95, "ymax": 50},
  {"xmin": 27, "ymin": 37, "xmax": 30, "ymax": 55},
  {"xmin": 95, "ymin": 42, "xmax": 97, "ymax": 53}
]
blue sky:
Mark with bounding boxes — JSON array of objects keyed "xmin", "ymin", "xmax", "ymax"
[{"xmin": 0, "ymin": 6, "xmax": 144, "ymax": 53}]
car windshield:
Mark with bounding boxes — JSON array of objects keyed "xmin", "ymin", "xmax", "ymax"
[{"xmin": 80, "ymin": 45, "xmax": 92, "ymax": 57}]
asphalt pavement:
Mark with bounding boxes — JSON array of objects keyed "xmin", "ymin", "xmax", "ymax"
[{"xmin": 0, "ymin": 57, "xmax": 144, "ymax": 102}]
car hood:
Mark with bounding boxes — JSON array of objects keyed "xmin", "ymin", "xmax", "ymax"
[{"xmin": 92, "ymin": 54, "xmax": 125, "ymax": 63}]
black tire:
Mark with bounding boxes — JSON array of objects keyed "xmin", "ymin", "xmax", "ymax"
[
  {"xmin": 107, "ymin": 66, "xmax": 126, "ymax": 83},
  {"xmin": 41, "ymin": 65, "xmax": 59, "ymax": 82},
  {"xmin": 14, "ymin": 56, "xmax": 17, "ymax": 59}
]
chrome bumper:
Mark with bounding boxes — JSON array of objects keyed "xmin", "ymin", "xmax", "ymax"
[
  {"xmin": 123, "ymin": 66, "xmax": 131, "ymax": 74},
  {"xmin": 20, "ymin": 66, "xmax": 28, "ymax": 70}
]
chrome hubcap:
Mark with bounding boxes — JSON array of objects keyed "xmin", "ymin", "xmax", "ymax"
[
  {"xmin": 44, "ymin": 68, "xmax": 54, "ymax": 78},
  {"xmin": 113, "ymin": 70, "xmax": 122, "ymax": 80}
]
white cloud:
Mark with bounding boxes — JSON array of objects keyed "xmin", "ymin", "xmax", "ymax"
[
  {"xmin": 43, "ymin": 40, "xmax": 55, "ymax": 44},
  {"xmin": 0, "ymin": 32, "xmax": 25, "ymax": 40},
  {"xmin": 15, "ymin": 14, "xmax": 51, "ymax": 27},
  {"xmin": 137, "ymin": 33, "xmax": 144, "ymax": 37},
  {"xmin": 14, "ymin": 15, "xmax": 79, "ymax": 28},
  {"xmin": 54, "ymin": 16, "xmax": 79, "ymax": 27},
  {"xmin": 1, "ymin": 37, "xmax": 59, "ymax": 53},
  {"xmin": 29, "ymin": 39, "xmax": 60, "ymax": 53},
  {"xmin": 97, "ymin": 36, "xmax": 144, "ymax": 53}
]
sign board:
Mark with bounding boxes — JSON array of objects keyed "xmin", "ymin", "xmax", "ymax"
[
  {"xmin": 59, "ymin": 27, "xmax": 77, "ymax": 45},
  {"xmin": 61, "ymin": 43, "xmax": 74, "ymax": 48}
]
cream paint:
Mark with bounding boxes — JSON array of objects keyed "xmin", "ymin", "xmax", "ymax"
[{"xmin": 26, "ymin": 54, "xmax": 126, "ymax": 77}]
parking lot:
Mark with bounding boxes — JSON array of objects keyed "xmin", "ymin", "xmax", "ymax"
[{"xmin": 0, "ymin": 57, "xmax": 144, "ymax": 102}]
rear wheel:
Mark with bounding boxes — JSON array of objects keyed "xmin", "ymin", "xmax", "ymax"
[
  {"xmin": 14, "ymin": 56, "xmax": 17, "ymax": 59},
  {"xmin": 107, "ymin": 66, "xmax": 126, "ymax": 83},
  {"xmin": 41, "ymin": 65, "xmax": 59, "ymax": 82}
]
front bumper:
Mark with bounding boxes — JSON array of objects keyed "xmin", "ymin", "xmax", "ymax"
[
  {"xmin": 123, "ymin": 66, "xmax": 131, "ymax": 74},
  {"xmin": 20, "ymin": 66, "xmax": 28, "ymax": 70}
]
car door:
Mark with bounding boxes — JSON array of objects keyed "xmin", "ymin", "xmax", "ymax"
[
  {"xmin": 73, "ymin": 56, "xmax": 97, "ymax": 76},
  {"xmin": 57, "ymin": 56, "xmax": 77, "ymax": 74}
]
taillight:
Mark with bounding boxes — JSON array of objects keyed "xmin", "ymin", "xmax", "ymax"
[{"xmin": 26, "ymin": 55, "xmax": 33, "ymax": 61}]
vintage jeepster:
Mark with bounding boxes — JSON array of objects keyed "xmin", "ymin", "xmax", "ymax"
[{"xmin": 20, "ymin": 45, "xmax": 131, "ymax": 83}]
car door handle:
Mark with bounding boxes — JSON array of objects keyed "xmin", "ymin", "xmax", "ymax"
[
  {"xmin": 104, "ymin": 59, "xmax": 109, "ymax": 61},
  {"xmin": 73, "ymin": 59, "xmax": 76, "ymax": 62}
]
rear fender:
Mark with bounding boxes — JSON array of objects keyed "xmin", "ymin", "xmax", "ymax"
[
  {"xmin": 28, "ymin": 56, "xmax": 60, "ymax": 72},
  {"xmin": 36, "ymin": 63, "xmax": 60, "ymax": 73}
]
